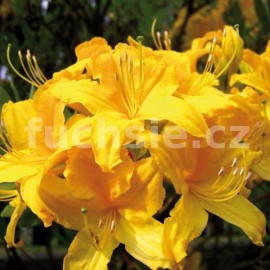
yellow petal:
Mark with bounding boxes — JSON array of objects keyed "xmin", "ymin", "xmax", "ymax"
[
  {"xmin": 90, "ymin": 112, "xmax": 140, "ymax": 172},
  {"xmin": 63, "ymin": 228, "xmax": 119, "ymax": 270},
  {"xmin": 33, "ymin": 86, "xmax": 66, "ymax": 142},
  {"xmin": 4, "ymin": 196, "xmax": 27, "ymax": 248},
  {"xmin": 230, "ymin": 73, "xmax": 269, "ymax": 95},
  {"xmin": 162, "ymin": 192, "xmax": 208, "ymax": 268},
  {"xmin": 18, "ymin": 173, "xmax": 55, "ymax": 227},
  {"xmin": 140, "ymin": 96, "xmax": 208, "ymax": 137},
  {"xmin": 138, "ymin": 61, "xmax": 179, "ymax": 104},
  {"xmin": 0, "ymin": 151, "xmax": 43, "ymax": 182},
  {"xmin": 75, "ymin": 37, "xmax": 111, "ymax": 61},
  {"xmin": 117, "ymin": 157, "xmax": 165, "ymax": 220},
  {"xmin": 50, "ymin": 78, "xmax": 116, "ymax": 115},
  {"xmin": 200, "ymin": 195, "xmax": 266, "ymax": 246},
  {"xmin": 1, "ymin": 100, "xmax": 36, "ymax": 150},
  {"xmin": 115, "ymin": 216, "xmax": 172, "ymax": 269},
  {"xmin": 141, "ymin": 132, "xmax": 187, "ymax": 194}
]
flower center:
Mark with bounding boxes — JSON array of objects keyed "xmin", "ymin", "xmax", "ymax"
[{"xmin": 81, "ymin": 207, "xmax": 116, "ymax": 251}]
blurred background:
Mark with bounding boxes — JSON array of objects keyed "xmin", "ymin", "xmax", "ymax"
[{"xmin": 0, "ymin": 0, "xmax": 270, "ymax": 269}]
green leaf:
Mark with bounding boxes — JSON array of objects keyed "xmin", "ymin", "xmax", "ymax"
[
  {"xmin": 0, "ymin": 182, "xmax": 16, "ymax": 190},
  {"xmin": 1, "ymin": 204, "xmax": 14, "ymax": 218}
]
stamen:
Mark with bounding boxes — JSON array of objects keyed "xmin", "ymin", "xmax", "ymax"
[
  {"xmin": 98, "ymin": 218, "xmax": 103, "ymax": 228},
  {"xmin": 223, "ymin": 28, "xmax": 227, "ymax": 37},
  {"xmin": 156, "ymin": 31, "xmax": 162, "ymax": 50},
  {"xmin": 218, "ymin": 166, "xmax": 224, "ymax": 176},
  {"xmin": 232, "ymin": 167, "xmax": 239, "ymax": 176},
  {"xmin": 163, "ymin": 31, "xmax": 171, "ymax": 50},
  {"xmin": 239, "ymin": 166, "xmax": 245, "ymax": 176},
  {"xmin": 81, "ymin": 207, "xmax": 102, "ymax": 250},
  {"xmin": 245, "ymin": 171, "xmax": 252, "ymax": 181},
  {"xmin": 231, "ymin": 157, "xmax": 238, "ymax": 167},
  {"xmin": 151, "ymin": 19, "xmax": 160, "ymax": 50},
  {"xmin": 7, "ymin": 44, "xmax": 47, "ymax": 88},
  {"xmin": 136, "ymin": 36, "xmax": 144, "ymax": 88},
  {"xmin": 151, "ymin": 19, "xmax": 172, "ymax": 50},
  {"xmin": 117, "ymin": 53, "xmax": 138, "ymax": 118},
  {"xmin": 110, "ymin": 220, "xmax": 115, "ymax": 233}
]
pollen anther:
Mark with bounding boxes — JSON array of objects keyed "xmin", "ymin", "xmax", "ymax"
[{"xmin": 218, "ymin": 166, "xmax": 224, "ymax": 176}]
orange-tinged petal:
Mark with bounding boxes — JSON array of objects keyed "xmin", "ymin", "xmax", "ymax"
[
  {"xmin": 117, "ymin": 157, "xmax": 165, "ymax": 220},
  {"xmin": 39, "ymin": 173, "xmax": 85, "ymax": 230},
  {"xmin": 64, "ymin": 147, "xmax": 133, "ymax": 202},
  {"xmin": 200, "ymin": 195, "xmax": 266, "ymax": 246},
  {"xmin": 63, "ymin": 228, "xmax": 119, "ymax": 270},
  {"xmin": 162, "ymin": 192, "xmax": 208, "ymax": 268},
  {"xmin": 75, "ymin": 37, "xmax": 112, "ymax": 61}
]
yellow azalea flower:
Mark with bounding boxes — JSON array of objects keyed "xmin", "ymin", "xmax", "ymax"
[
  {"xmin": 38, "ymin": 147, "xmax": 172, "ymax": 269},
  {"xmin": 146, "ymin": 133, "xmax": 265, "ymax": 269},
  {"xmin": 227, "ymin": 87, "xmax": 270, "ymax": 181},
  {"xmin": 49, "ymin": 37, "xmax": 208, "ymax": 171},
  {"xmin": 0, "ymin": 83, "xmax": 70, "ymax": 234},
  {"xmin": 230, "ymin": 41, "xmax": 270, "ymax": 96},
  {"xmin": 127, "ymin": 37, "xmax": 230, "ymax": 118},
  {"xmin": 145, "ymin": 26, "xmax": 242, "ymax": 117},
  {"xmin": 141, "ymin": 88, "xmax": 267, "ymax": 268}
]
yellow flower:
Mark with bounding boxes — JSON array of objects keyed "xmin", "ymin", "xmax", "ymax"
[
  {"xmin": 141, "ymin": 88, "xmax": 267, "ymax": 268},
  {"xmin": 230, "ymin": 41, "xmax": 270, "ymax": 96},
  {"xmin": 50, "ymin": 37, "xmax": 208, "ymax": 171},
  {"xmin": 0, "ymin": 83, "xmax": 72, "ymax": 245},
  {"xmin": 147, "ymin": 26, "xmax": 242, "ymax": 117},
  {"xmin": 38, "ymin": 147, "xmax": 172, "ymax": 269}
]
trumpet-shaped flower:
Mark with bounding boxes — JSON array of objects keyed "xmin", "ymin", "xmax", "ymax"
[
  {"xmin": 0, "ymin": 84, "xmax": 71, "ymax": 245},
  {"xmin": 49, "ymin": 37, "xmax": 208, "ymax": 171},
  {"xmin": 38, "ymin": 147, "xmax": 172, "ymax": 269},
  {"xmin": 141, "ymin": 88, "xmax": 267, "ymax": 268}
]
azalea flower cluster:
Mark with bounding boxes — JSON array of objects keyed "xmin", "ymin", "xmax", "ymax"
[{"xmin": 0, "ymin": 25, "xmax": 269, "ymax": 269}]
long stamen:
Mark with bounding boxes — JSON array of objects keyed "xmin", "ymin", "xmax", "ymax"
[
  {"xmin": 81, "ymin": 207, "xmax": 101, "ymax": 250},
  {"xmin": 136, "ymin": 36, "xmax": 144, "ymax": 89},
  {"xmin": 151, "ymin": 19, "xmax": 161, "ymax": 50},
  {"xmin": 7, "ymin": 44, "xmax": 47, "ymax": 88},
  {"xmin": 191, "ymin": 148, "xmax": 249, "ymax": 202},
  {"xmin": 151, "ymin": 19, "xmax": 172, "ymax": 50},
  {"xmin": 117, "ymin": 53, "xmax": 138, "ymax": 117},
  {"xmin": 163, "ymin": 31, "xmax": 171, "ymax": 50},
  {"xmin": 26, "ymin": 50, "xmax": 45, "ymax": 85}
]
